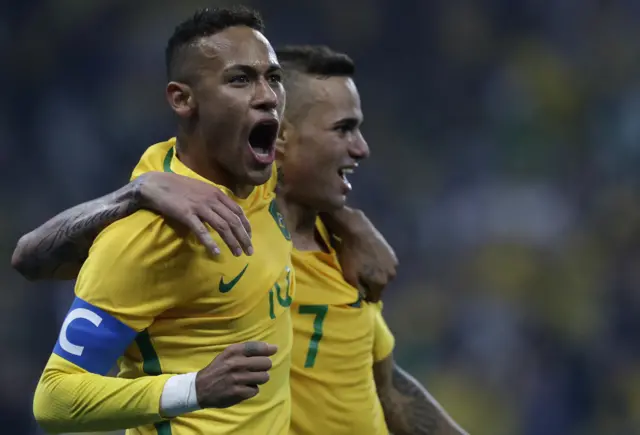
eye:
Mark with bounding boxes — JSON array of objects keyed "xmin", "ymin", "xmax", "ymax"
[
  {"xmin": 267, "ymin": 72, "xmax": 282, "ymax": 84},
  {"xmin": 334, "ymin": 124, "xmax": 352, "ymax": 135},
  {"xmin": 229, "ymin": 74, "xmax": 250, "ymax": 84}
]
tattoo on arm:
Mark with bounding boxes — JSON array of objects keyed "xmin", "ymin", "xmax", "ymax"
[
  {"xmin": 11, "ymin": 180, "xmax": 143, "ymax": 281},
  {"xmin": 374, "ymin": 356, "xmax": 467, "ymax": 435}
]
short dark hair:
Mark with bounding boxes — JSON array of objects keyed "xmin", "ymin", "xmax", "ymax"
[
  {"xmin": 276, "ymin": 45, "xmax": 355, "ymax": 78},
  {"xmin": 166, "ymin": 6, "xmax": 265, "ymax": 80},
  {"xmin": 276, "ymin": 45, "xmax": 355, "ymax": 122}
]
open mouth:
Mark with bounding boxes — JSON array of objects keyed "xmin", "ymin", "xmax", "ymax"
[
  {"xmin": 338, "ymin": 164, "xmax": 357, "ymax": 192},
  {"xmin": 248, "ymin": 120, "xmax": 279, "ymax": 164}
]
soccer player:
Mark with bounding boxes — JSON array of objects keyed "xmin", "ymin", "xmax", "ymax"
[
  {"xmin": 19, "ymin": 8, "xmax": 393, "ymax": 435},
  {"xmin": 275, "ymin": 45, "xmax": 467, "ymax": 435}
]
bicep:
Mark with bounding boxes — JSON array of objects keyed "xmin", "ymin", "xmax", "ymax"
[
  {"xmin": 57, "ymin": 212, "xmax": 190, "ymax": 373},
  {"xmin": 52, "ymin": 296, "xmax": 140, "ymax": 375},
  {"xmin": 373, "ymin": 353, "xmax": 395, "ymax": 395},
  {"xmin": 373, "ymin": 353, "xmax": 406, "ymax": 431}
]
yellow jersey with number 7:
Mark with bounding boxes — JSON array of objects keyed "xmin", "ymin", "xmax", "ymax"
[{"xmin": 289, "ymin": 219, "xmax": 395, "ymax": 435}]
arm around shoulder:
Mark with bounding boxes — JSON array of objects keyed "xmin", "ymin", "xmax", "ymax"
[{"xmin": 11, "ymin": 180, "xmax": 143, "ymax": 281}]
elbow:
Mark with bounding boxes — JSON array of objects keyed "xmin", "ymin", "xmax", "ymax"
[
  {"xmin": 33, "ymin": 382, "xmax": 65, "ymax": 434},
  {"xmin": 33, "ymin": 373, "xmax": 78, "ymax": 434},
  {"xmin": 33, "ymin": 415, "xmax": 65, "ymax": 434},
  {"xmin": 33, "ymin": 409, "xmax": 63, "ymax": 434},
  {"xmin": 11, "ymin": 234, "xmax": 37, "ymax": 281}
]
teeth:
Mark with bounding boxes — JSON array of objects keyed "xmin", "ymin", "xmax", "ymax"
[
  {"xmin": 342, "ymin": 173, "xmax": 352, "ymax": 190},
  {"xmin": 339, "ymin": 168, "xmax": 352, "ymax": 190}
]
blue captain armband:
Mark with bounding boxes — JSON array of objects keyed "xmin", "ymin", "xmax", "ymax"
[{"xmin": 53, "ymin": 297, "xmax": 138, "ymax": 375}]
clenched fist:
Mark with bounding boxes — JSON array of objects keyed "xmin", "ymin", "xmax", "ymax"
[{"xmin": 195, "ymin": 341, "xmax": 278, "ymax": 408}]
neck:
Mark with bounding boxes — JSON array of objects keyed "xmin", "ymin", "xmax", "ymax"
[
  {"xmin": 176, "ymin": 131, "xmax": 253, "ymax": 198},
  {"xmin": 276, "ymin": 195, "xmax": 321, "ymax": 251}
]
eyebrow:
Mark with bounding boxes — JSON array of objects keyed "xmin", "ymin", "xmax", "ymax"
[
  {"xmin": 225, "ymin": 63, "xmax": 282, "ymax": 75},
  {"xmin": 333, "ymin": 117, "xmax": 361, "ymax": 128}
]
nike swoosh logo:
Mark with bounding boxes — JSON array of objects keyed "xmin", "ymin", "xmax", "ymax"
[{"xmin": 219, "ymin": 264, "xmax": 249, "ymax": 293}]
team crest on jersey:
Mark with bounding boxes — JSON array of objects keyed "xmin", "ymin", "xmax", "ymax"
[{"xmin": 269, "ymin": 199, "xmax": 291, "ymax": 240}]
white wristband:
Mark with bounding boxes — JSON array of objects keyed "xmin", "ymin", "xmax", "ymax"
[{"xmin": 160, "ymin": 372, "xmax": 200, "ymax": 417}]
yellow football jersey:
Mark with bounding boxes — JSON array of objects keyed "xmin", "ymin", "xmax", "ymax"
[
  {"xmin": 289, "ymin": 219, "xmax": 395, "ymax": 435},
  {"xmin": 36, "ymin": 138, "xmax": 295, "ymax": 435}
]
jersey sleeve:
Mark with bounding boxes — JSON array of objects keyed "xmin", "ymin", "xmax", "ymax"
[
  {"xmin": 33, "ymin": 210, "xmax": 201, "ymax": 433},
  {"xmin": 372, "ymin": 302, "xmax": 395, "ymax": 362},
  {"xmin": 33, "ymin": 354, "xmax": 172, "ymax": 433}
]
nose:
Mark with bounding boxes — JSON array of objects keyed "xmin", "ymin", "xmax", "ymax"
[
  {"xmin": 251, "ymin": 78, "xmax": 279, "ymax": 113},
  {"xmin": 350, "ymin": 133, "xmax": 370, "ymax": 161}
]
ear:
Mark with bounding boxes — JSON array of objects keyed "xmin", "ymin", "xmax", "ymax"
[
  {"xmin": 276, "ymin": 119, "xmax": 293, "ymax": 161},
  {"xmin": 166, "ymin": 81, "xmax": 196, "ymax": 118}
]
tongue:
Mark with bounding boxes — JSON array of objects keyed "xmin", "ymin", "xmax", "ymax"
[
  {"xmin": 254, "ymin": 147, "xmax": 270, "ymax": 155},
  {"xmin": 249, "ymin": 124, "xmax": 275, "ymax": 153}
]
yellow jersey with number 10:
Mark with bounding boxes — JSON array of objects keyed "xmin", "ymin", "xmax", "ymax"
[
  {"xmin": 73, "ymin": 138, "xmax": 294, "ymax": 435},
  {"xmin": 289, "ymin": 219, "xmax": 395, "ymax": 435}
]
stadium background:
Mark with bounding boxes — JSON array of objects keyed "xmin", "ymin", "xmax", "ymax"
[{"xmin": 2, "ymin": 0, "xmax": 640, "ymax": 434}]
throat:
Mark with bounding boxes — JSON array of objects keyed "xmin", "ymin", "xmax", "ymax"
[
  {"xmin": 176, "ymin": 137, "xmax": 253, "ymax": 198},
  {"xmin": 276, "ymin": 197, "xmax": 325, "ymax": 252},
  {"xmin": 292, "ymin": 230, "xmax": 329, "ymax": 253}
]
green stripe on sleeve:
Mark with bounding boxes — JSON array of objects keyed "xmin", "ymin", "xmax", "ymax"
[
  {"xmin": 135, "ymin": 330, "xmax": 162, "ymax": 376},
  {"xmin": 135, "ymin": 330, "xmax": 172, "ymax": 434}
]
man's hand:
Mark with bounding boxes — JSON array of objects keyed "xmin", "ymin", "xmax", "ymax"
[
  {"xmin": 325, "ymin": 208, "xmax": 398, "ymax": 302},
  {"xmin": 138, "ymin": 172, "xmax": 253, "ymax": 256},
  {"xmin": 195, "ymin": 342, "xmax": 277, "ymax": 408}
]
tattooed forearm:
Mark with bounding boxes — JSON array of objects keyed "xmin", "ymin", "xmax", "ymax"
[
  {"xmin": 11, "ymin": 179, "xmax": 143, "ymax": 281},
  {"xmin": 374, "ymin": 357, "xmax": 467, "ymax": 435}
]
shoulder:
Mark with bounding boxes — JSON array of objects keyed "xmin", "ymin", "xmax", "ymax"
[
  {"xmin": 370, "ymin": 301, "xmax": 384, "ymax": 314},
  {"xmin": 75, "ymin": 210, "xmax": 207, "ymax": 314},
  {"xmin": 130, "ymin": 139, "xmax": 175, "ymax": 181},
  {"xmin": 85, "ymin": 210, "xmax": 199, "ymax": 278},
  {"xmin": 92, "ymin": 210, "xmax": 179, "ymax": 253},
  {"xmin": 371, "ymin": 305, "xmax": 395, "ymax": 362},
  {"xmin": 371, "ymin": 302, "xmax": 391, "ymax": 331}
]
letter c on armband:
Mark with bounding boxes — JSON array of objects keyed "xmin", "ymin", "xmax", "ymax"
[
  {"xmin": 59, "ymin": 308, "xmax": 103, "ymax": 356},
  {"xmin": 53, "ymin": 297, "xmax": 138, "ymax": 375}
]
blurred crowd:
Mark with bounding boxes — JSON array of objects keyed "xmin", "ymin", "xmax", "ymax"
[{"xmin": 2, "ymin": 1, "xmax": 640, "ymax": 434}]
